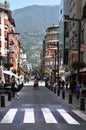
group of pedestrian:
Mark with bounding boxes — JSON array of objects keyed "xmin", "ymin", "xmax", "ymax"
[
  {"xmin": 57, "ymin": 78, "xmax": 81, "ymax": 100},
  {"xmin": 45, "ymin": 76, "xmax": 82, "ymax": 101},
  {"xmin": 0, "ymin": 75, "xmax": 22, "ymax": 99}
]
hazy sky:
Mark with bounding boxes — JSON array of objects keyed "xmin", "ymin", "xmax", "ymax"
[{"xmin": 0, "ymin": 0, "xmax": 61, "ymax": 10}]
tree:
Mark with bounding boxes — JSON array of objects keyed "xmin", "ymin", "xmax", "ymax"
[
  {"xmin": 71, "ymin": 61, "xmax": 86, "ymax": 70},
  {"xmin": 3, "ymin": 62, "xmax": 13, "ymax": 69}
]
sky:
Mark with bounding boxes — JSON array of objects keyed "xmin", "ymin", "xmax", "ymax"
[{"xmin": 0, "ymin": 0, "xmax": 61, "ymax": 10}]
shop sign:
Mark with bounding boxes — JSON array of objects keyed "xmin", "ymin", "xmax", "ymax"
[
  {"xmin": 80, "ymin": 44, "xmax": 86, "ymax": 52},
  {"xmin": 71, "ymin": 50, "xmax": 78, "ymax": 57}
]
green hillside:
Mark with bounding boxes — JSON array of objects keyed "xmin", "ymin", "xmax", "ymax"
[{"xmin": 12, "ymin": 5, "xmax": 59, "ymax": 66}]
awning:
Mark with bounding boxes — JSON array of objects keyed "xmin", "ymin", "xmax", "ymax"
[
  {"xmin": 64, "ymin": 71, "xmax": 71, "ymax": 78},
  {"xmin": 3, "ymin": 70, "xmax": 20, "ymax": 78}
]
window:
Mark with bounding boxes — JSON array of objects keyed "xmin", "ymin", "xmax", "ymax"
[
  {"xmin": 60, "ymin": 9, "xmax": 62, "ymax": 15},
  {"xmin": 65, "ymin": 37, "xmax": 69, "ymax": 49}
]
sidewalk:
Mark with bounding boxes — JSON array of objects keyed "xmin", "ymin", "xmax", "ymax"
[
  {"xmin": 0, "ymin": 82, "xmax": 86, "ymax": 112},
  {"xmin": 50, "ymin": 86, "xmax": 86, "ymax": 111}
]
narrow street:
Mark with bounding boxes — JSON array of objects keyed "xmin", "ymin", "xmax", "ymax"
[{"xmin": 0, "ymin": 81, "xmax": 86, "ymax": 130}]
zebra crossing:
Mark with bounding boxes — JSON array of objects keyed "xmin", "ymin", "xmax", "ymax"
[{"xmin": 0, "ymin": 107, "xmax": 86, "ymax": 125}]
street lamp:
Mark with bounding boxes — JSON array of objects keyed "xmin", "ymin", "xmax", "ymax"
[
  {"xmin": 64, "ymin": 15, "xmax": 81, "ymax": 81},
  {"xmin": 18, "ymin": 41, "xmax": 20, "ymax": 76}
]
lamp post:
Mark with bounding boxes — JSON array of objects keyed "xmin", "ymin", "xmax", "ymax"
[
  {"xmin": 64, "ymin": 15, "xmax": 81, "ymax": 81},
  {"xmin": 57, "ymin": 42, "xmax": 59, "ymax": 81},
  {"xmin": 18, "ymin": 41, "xmax": 20, "ymax": 76}
]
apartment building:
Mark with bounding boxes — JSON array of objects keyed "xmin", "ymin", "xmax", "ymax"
[
  {"xmin": 69, "ymin": 0, "xmax": 86, "ymax": 81},
  {"xmin": 0, "ymin": 2, "xmax": 19, "ymax": 72},
  {"xmin": 59, "ymin": 0, "xmax": 86, "ymax": 81},
  {"xmin": 41, "ymin": 25, "xmax": 59, "ymax": 82}
]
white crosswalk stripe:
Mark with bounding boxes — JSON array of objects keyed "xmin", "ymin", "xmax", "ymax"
[
  {"xmin": 72, "ymin": 110, "xmax": 86, "ymax": 121},
  {"xmin": 23, "ymin": 108, "xmax": 35, "ymax": 123},
  {"xmin": 0, "ymin": 109, "xmax": 17, "ymax": 123},
  {"xmin": 0, "ymin": 108, "xmax": 85, "ymax": 124},
  {"xmin": 57, "ymin": 109, "xmax": 79, "ymax": 125},
  {"xmin": 41, "ymin": 108, "xmax": 57, "ymax": 123}
]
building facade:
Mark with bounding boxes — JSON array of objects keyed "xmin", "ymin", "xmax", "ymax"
[
  {"xmin": 59, "ymin": 0, "xmax": 86, "ymax": 81},
  {"xmin": 0, "ymin": 2, "xmax": 20, "ymax": 73},
  {"xmin": 41, "ymin": 25, "xmax": 60, "ymax": 82}
]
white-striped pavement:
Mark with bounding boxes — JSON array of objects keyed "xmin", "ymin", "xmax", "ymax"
[
  {"xmin": 0, "ymin": 108, "xmax": 85, "ymax": 124},
  {"xmin": 72, "ymin": 110, "xmax": 86, "ymax": 121},
  {"xmin": 57, "ymin": 109, "xmax": 79, "ymax": 125},
  {"xmin": 41, "ymin": 108, "xmax": 57, "ymax": 123},
  {"xmin": 23, "ymin": 108, "xmax": 35, "ymax": 123},
  {"xmin": 0, "ymin": 109, "xmax": 17, "ymax": 123}
]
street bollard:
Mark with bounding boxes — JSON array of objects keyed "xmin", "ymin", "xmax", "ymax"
[
  {"xmin": 69, "ymin": 94, "xmax": 72, "ymax": 104},
  {"xmin": 54, "ymin": 87, "xmax": 56, "ymax": 94},
  {"xmin": 80, "ymin": 96, "xmax": 85, "ymax": 110},
  {"xmin": 57, "ymin": 88, "xmax": 60, "ymax": 96},
  {"xmin": 62, "ymin": 90, "xmax": 65, "ymax": 99},
  {"xmin": 8, "ymin": 91, "xmax": 12, "ymax": 101},
  {"xmin": 51, "ymin": 86, "xmax": 53, "ymax": 92},
  {"xmin": 1, "ymin": 94, "xmax": 5, "ymax": 107}
]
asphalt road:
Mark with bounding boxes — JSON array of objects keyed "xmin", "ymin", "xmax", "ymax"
[{"xmin": 0, "ymin": 81, "xmax": 86, "ymax": 130}]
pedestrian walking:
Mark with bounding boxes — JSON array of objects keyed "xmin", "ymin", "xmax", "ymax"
[
  {"xmin": 10, "ymin": 76, "xmax": 18, "ymax": 98},
  {"xmin": 76, "ymin": 81, "xmax": 81, "ymax": 100},
  {"xmin": 70, "ymin": 79, "xmax": 75, "ymax": 94},
  {"xmin": 65, "ymin": 79, "xmax": 68, "ymax": 89},
  {"xmin": 0, "ymin": 77, "xmax": 4, "ymax": 93},
  {"xmin": 33, "ymin": 77, "xmax": 39, "ymax": 90},
  {"xmin": 61, "ymin": 80, "xmax": 65, "ymax": 89}
]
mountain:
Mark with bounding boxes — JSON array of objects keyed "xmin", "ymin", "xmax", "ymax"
[{"xmin": 12, "ymin": 5, "xmax": 59, "ymax": 66}]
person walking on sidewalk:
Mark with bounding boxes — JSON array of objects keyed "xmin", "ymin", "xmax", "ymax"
[{"xmin": 76, "ymin": 81, "xmax": 81, "ymax": 100}]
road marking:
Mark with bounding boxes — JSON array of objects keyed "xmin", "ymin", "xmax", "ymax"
[
  {"xmin": 0, "ymin": 108, "xmax": 84, "ymax": 125},
  {"xmin": 41, "ymin": 108, "xmax": 57, "ymax": 123},
  {"xmin": 57, "ymin": 109, "xmax": 80, "ymax": 125},
  {"xmin": 0, "ymin": 109, "xmax": 17, "ymax": 123},
  {"xmin": 23, "ymin": 108, "xmax": 35, "ymax": 123},
  {"xmin": 72, "ymin": 110, "xmax": 86, "ymax": 121}
]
